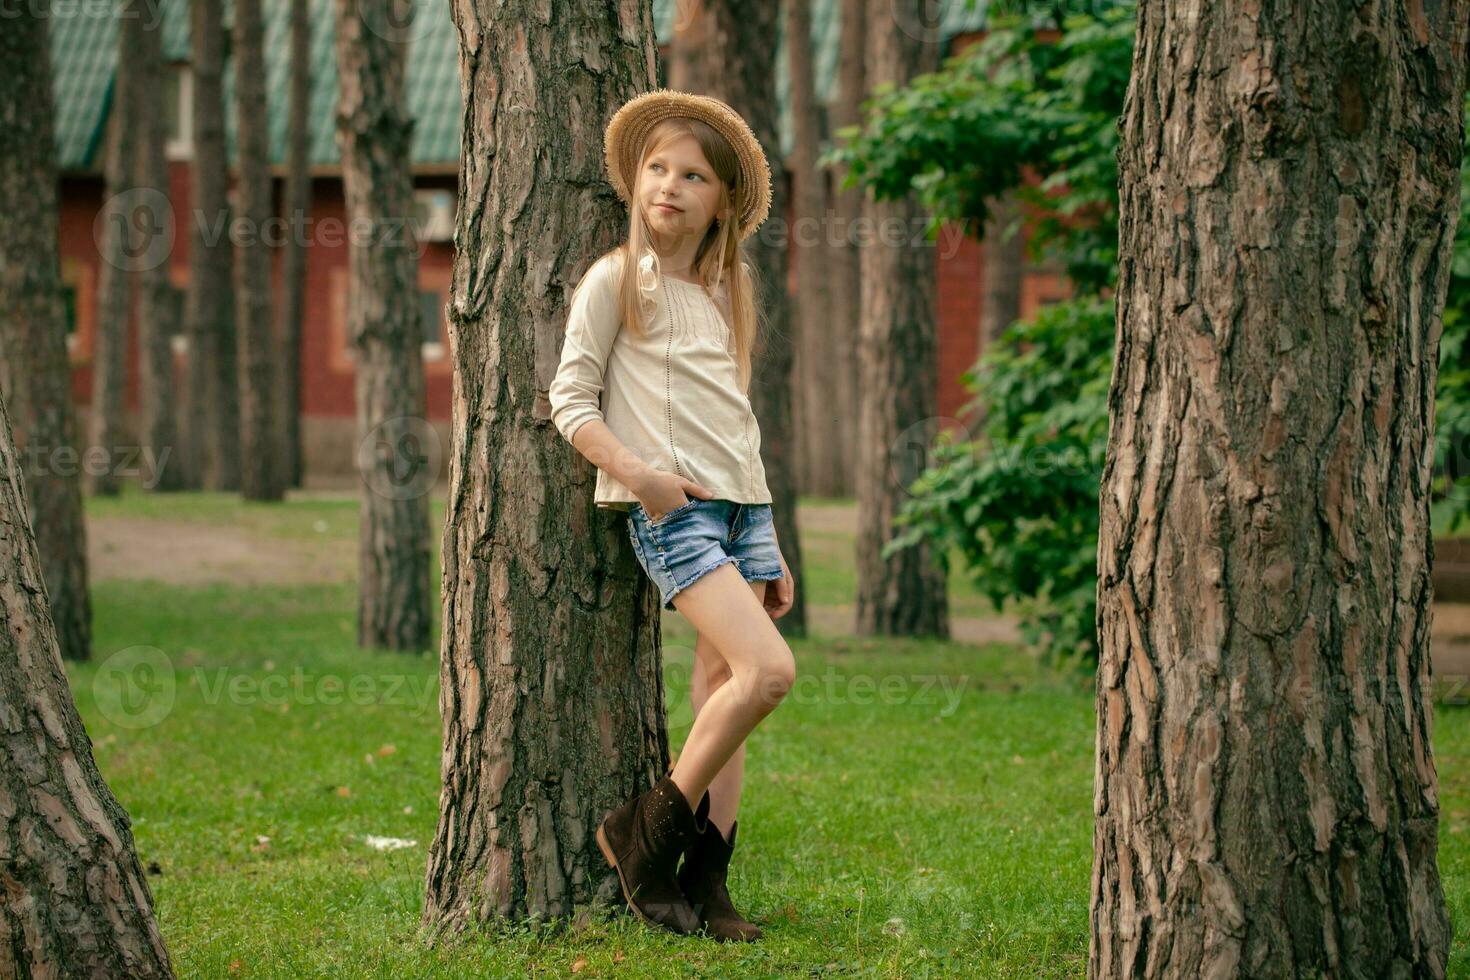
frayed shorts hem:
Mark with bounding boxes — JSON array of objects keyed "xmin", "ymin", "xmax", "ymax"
[{"xmin": 659, "ymin": 555, "xmax": 784, "ymax": 611}]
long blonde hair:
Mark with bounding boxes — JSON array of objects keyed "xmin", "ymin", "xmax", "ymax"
[{"xmin": 607, "ymin": 117, "xmax": 760, "ymax": 394}]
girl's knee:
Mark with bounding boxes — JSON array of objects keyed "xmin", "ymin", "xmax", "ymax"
[{"xmin": 739, "ymin": 648, "xmax": 794, "ymax": 711}]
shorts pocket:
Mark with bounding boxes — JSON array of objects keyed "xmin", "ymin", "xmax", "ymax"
[{"xmin": 643, "ymin": 497, "xmax": 699, "ymax": 528}]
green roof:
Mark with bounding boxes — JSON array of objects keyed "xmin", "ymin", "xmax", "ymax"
[{"xmin": 50, "ymin": 0, "xmax": 989, "ymax": 171}]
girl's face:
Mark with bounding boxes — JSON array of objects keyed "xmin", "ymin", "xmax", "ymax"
[{"xmin": 637, "ymin": 134, "xmax": 727, "ymax": 244}]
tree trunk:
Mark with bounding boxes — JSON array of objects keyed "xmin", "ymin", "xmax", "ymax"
[
  {"xmin": 281, "ymin": 0, "xmax": 311, "ymax": 489},
  {"xmin": 702, "ymin": 0, "xmax": 807, "ymax": 637},
  {"xmin": 233, "ymin": 0, "xmax": 283, "ymax": 502},
  {"xmin": 335, "ymin": 0, "xmax": 431, "ymax": 652},
  {"xmin": 134, "ymin": 0, "xmax": 182, "ymax": 493},
  {"xmin": 853, "ymin": 0, "xmax": 947, "ymax": 638},
  {"xmin": 0, "ymin": 0, "xmax": 92, "ymax": 663},
  {"xmin": 1092, "ymin": 4, "xmax": 1466, "ymax": 977},
  {"xmin": 87, "ymin": 0, "xmax": 142, "ymax": 497},
  {"xmin": 0, "ymin": 389, "xmax": 172, "ymax": 974},
  {"xmin": 786, "ymin": 0, "xmax": 839, "ymax": 499},
  {"xmin": 980, "ymin": 189, "xmax": 1023, "ymax": 352},
  {"xmin": 421, "ymin": 0, "xmax": 659, "ymax": 934},
  {"xmin": 666, "ymin": 0, "xmax": 706, "ymax": 90},
  {"xmin": 827, "ymin": 0, "xmax": 865, "ymax": 496},
  {"xmin": 183, "ymin": 0, "xmax": 239, "ymax": 492}
]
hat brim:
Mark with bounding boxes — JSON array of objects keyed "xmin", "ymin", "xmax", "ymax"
[{"xmin": 604, "ymin": 89, "xmax": 772, "ymax": 242}]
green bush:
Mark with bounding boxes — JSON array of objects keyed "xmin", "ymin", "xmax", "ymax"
[
  {"xmin": 884, "ymin": 296, "xmax": 1114, "ymax": 669},
  {"xmin": 1433, "ymin": 95, "xmax": 1470, "ymax": 533}
]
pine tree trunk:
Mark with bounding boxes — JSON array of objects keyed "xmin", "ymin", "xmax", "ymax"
[
  {"xmin": 1091, "ymin": 4, "xmax": 1466, "ymax": 977},
  {"xmin": 134, "ymin": 0, "xmax": 182, "ymax": 492},
  {"xmin": 702, "ymin": 0, "xmax": 806, "ymax": 636},
  {"xmin": 0, "ymin": 0, "xmax": 92, "ymax": 663},
  {"xmin": 0, "ymin": 388, "xmax": 172, "ymax": 975},
  {"xmin": 281, "ymin": 0, "xmax": 311, "ymax": 489},
  {"xmin": 980, "ymin": 189, "xmax": 1023, "ymax": 352},
  {"xmin": 853, "ymin": 0, "xmax": 947, "ymax": 638},
  {"xmin": 335, "ymin": 0, "xmax": 431, "ymax": 652},
  {"xmin": 666, "ymin": 0, "xmax": 706, "ymax": 90},
  {"xmin": 827, "ymin": 0, "xmax": 865, "ymax": 496},
  {"xmin": 233, "ymin": 0, "xmax": 282, "ymax": 502},
  {"xmin": 787, "ymin": 0, "xmax": 840, "ymax": 499},
  {"xmin": 421, "ymin": 0, "xmax": 659, "ymax": 934},
  {"xmin": 183, "ymin": 0, "xmax": 239, "ymax": 492},
  {"xmin": 87, "ymin": 0, "xmax": 141, "ymax": 497}
]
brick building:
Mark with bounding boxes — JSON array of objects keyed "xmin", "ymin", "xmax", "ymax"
[{"xmin": 50, "ymin": 0, "xmax": 1070, "ymax": 479}]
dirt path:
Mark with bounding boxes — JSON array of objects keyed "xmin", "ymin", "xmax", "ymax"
[{"xmin": 89, "ymin": 516, "xmax": 354, "ymax": 586}]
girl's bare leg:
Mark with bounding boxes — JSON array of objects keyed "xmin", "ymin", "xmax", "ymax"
[
  {"xmin": 686, "ymin": 580, "xmax": 766, "ymax": 838},
  {"xmin": 668, "ymin": 565, "xmax": 794, "ymax": 814}
]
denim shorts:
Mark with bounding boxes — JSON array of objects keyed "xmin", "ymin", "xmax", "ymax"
[{"xmin": 626, "ymin": 498, "xmax": 785, "ymax": 611}]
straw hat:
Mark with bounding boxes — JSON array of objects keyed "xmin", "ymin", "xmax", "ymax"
[{"xmin": 603, "ymin": 89, "xmax": 772, "ymax": 241}]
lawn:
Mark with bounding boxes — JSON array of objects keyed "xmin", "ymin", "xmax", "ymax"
[{"xmin": 60, "ymin": 489, "xmax": 1470, "ymax": 978}]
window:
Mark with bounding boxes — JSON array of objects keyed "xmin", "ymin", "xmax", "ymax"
[
  {"xmin": 165, "ymin": 64, "xmax": 194, "ymax": 160},
  {"xmin": 58, "ymin": 258, "xmax": 92, "ymax": 360},
  {"xmin": 420, "ymin": 289, "xmax": 446, "ymax": 361},
  {"xmin": 61, "ymin": 284, "xmax": 76, "ymax": 335}
]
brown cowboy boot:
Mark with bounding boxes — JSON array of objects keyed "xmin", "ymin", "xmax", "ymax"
[
  {"xmin": 596, "ymin": 774, "xmax": 702, "ymax": 934},
  {"xmin": 677, "ymin": 790, "xmax": 764, "ymax": 942}
]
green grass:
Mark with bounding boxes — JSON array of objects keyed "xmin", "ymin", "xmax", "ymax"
[{"xmin": 60, "ymin": 490, "xmax": 1470, "ymax": 977}]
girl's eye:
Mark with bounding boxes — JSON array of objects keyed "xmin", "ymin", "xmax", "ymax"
[
  {"xmin": 686, "ymin": 172, "xmax": 703, "ymax": 182},
  {"xmin": 652, "ymin": 163, "xmax": 702, "ymax": 182}
]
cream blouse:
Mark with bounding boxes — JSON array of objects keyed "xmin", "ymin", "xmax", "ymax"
[{"xmin": 548, "ymin": 249, "xmax": 773, "ymax": 511}]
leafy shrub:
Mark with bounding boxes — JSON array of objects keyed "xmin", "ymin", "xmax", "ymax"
[{"xmin": 884, "ymin": 296, "xmax": 1114, "ymax": 669}]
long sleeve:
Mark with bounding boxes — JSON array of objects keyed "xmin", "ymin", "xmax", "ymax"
[{"xmin": 549, "ymin": 254, "xmax": 622, "ymax": 445}]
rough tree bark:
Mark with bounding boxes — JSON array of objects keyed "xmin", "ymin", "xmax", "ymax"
[
  {"xmin": 787, "ymin": 0, "xmax": 840, "ymax": 499},
  {"xmin": 0, "ymin": 391, "xmax": 172, "ymax": 975},
  {"xmin": 134, "ymin": 0, "xmax": 183, "ymax": 492},
  {"xmin": 335, "ymin": 0, "xmax": 431, "ymax": 652},
  {"xmin": 183, "ymin": 0, "xmax": 240, "ymax": 492},
  {"xmin": 853, "ymin": 0, "xmax": 947, "ymax": 638},
  {"xmin": 0, "ymin": 0, "xmax": 92, "ymax": 663},
  {"xmin": 827, "ymin": 0, "xmax": 865, "ymax": 496},
  {"xmin": 703, "ymin": 0, "xmax": 807, "ymax": 636},
  {"xmin": 1092, "ymin": 3, "xmax": 1466, "ymax": 977},
  {"xmin": 87, "ymin": 0, "xmax": 142, "ymax": 497},
  {"xmin": 233, "ymin": 0, "xmax": 283, "ymax": 501},
  {"xmin": 421, "ymin": 0, "xmax": 659, "ymax": 934},
  {"xmin": 281, "ymin": 0, "xmax": 311, "ymax": 489}
]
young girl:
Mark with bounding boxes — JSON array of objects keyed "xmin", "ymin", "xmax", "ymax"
[{"xmin": 547, "ymin": 90, "xmax": 797, "ymax": 942}]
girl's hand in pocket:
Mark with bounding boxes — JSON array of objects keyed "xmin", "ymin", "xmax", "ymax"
[
  {"xmin": 764, "ymin": 550, "xmax": 794, "ymax": 619},
  {"xmin": 634, "ymin": 472, "xmax": 712, "ymax": 521}
]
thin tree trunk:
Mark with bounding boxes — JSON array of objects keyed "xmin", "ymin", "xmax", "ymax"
[
  {"xmin": 0, "ymin": 0, "xmax": 92, "ymax": 662},
  {"xmin": 87, "ymin": 0, "xmax": 142, "ymax": 497},
  {"xmin": 703, "ymin": 0, "xmax": 806, "ymax": 637},
  {"xmin": 666, "ymin": 0, "xmax": 706, "ymax": 90},
  {"xmin": 233, "ymin": 0, "xmax": 283, "ymax": 501},
  {"xmin": 853, "ymin": 0, "xmax": 947, "ymax": 638},
  {"xmin": 0, "ymin": 387, "xmax": 172, "ymax": 975},
  {"xmin": 183, "ymin": 0, "xmax": 239, "ymax": 492},
  {"xmin": 422, "ymin": 0, "xmax": 658, "ymax": 934},
  {"xmin": 980, "ymin": 189, "xmax": 1023, "ymax": 352},
  {"xmin": 281, "ymin": 0, "xmax": 311, "ymax": 489},
  {"xmin": 134, "ymin": 0, "xmax": 182, "ymax": 492},
  {"xmin": 787, "ymin": 0, "xmax": 839, "ymax": 499},
  {"xmin": 1092, "ymin": 3, "xmax": 1465, "ymax": 977},
  {"xmin": 335, "ymin": 0, "xmax": 431, "ymax": 652},
  {"xmin": 828, "ymin": 0, "xmax": 865, "ymax": 496}
]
